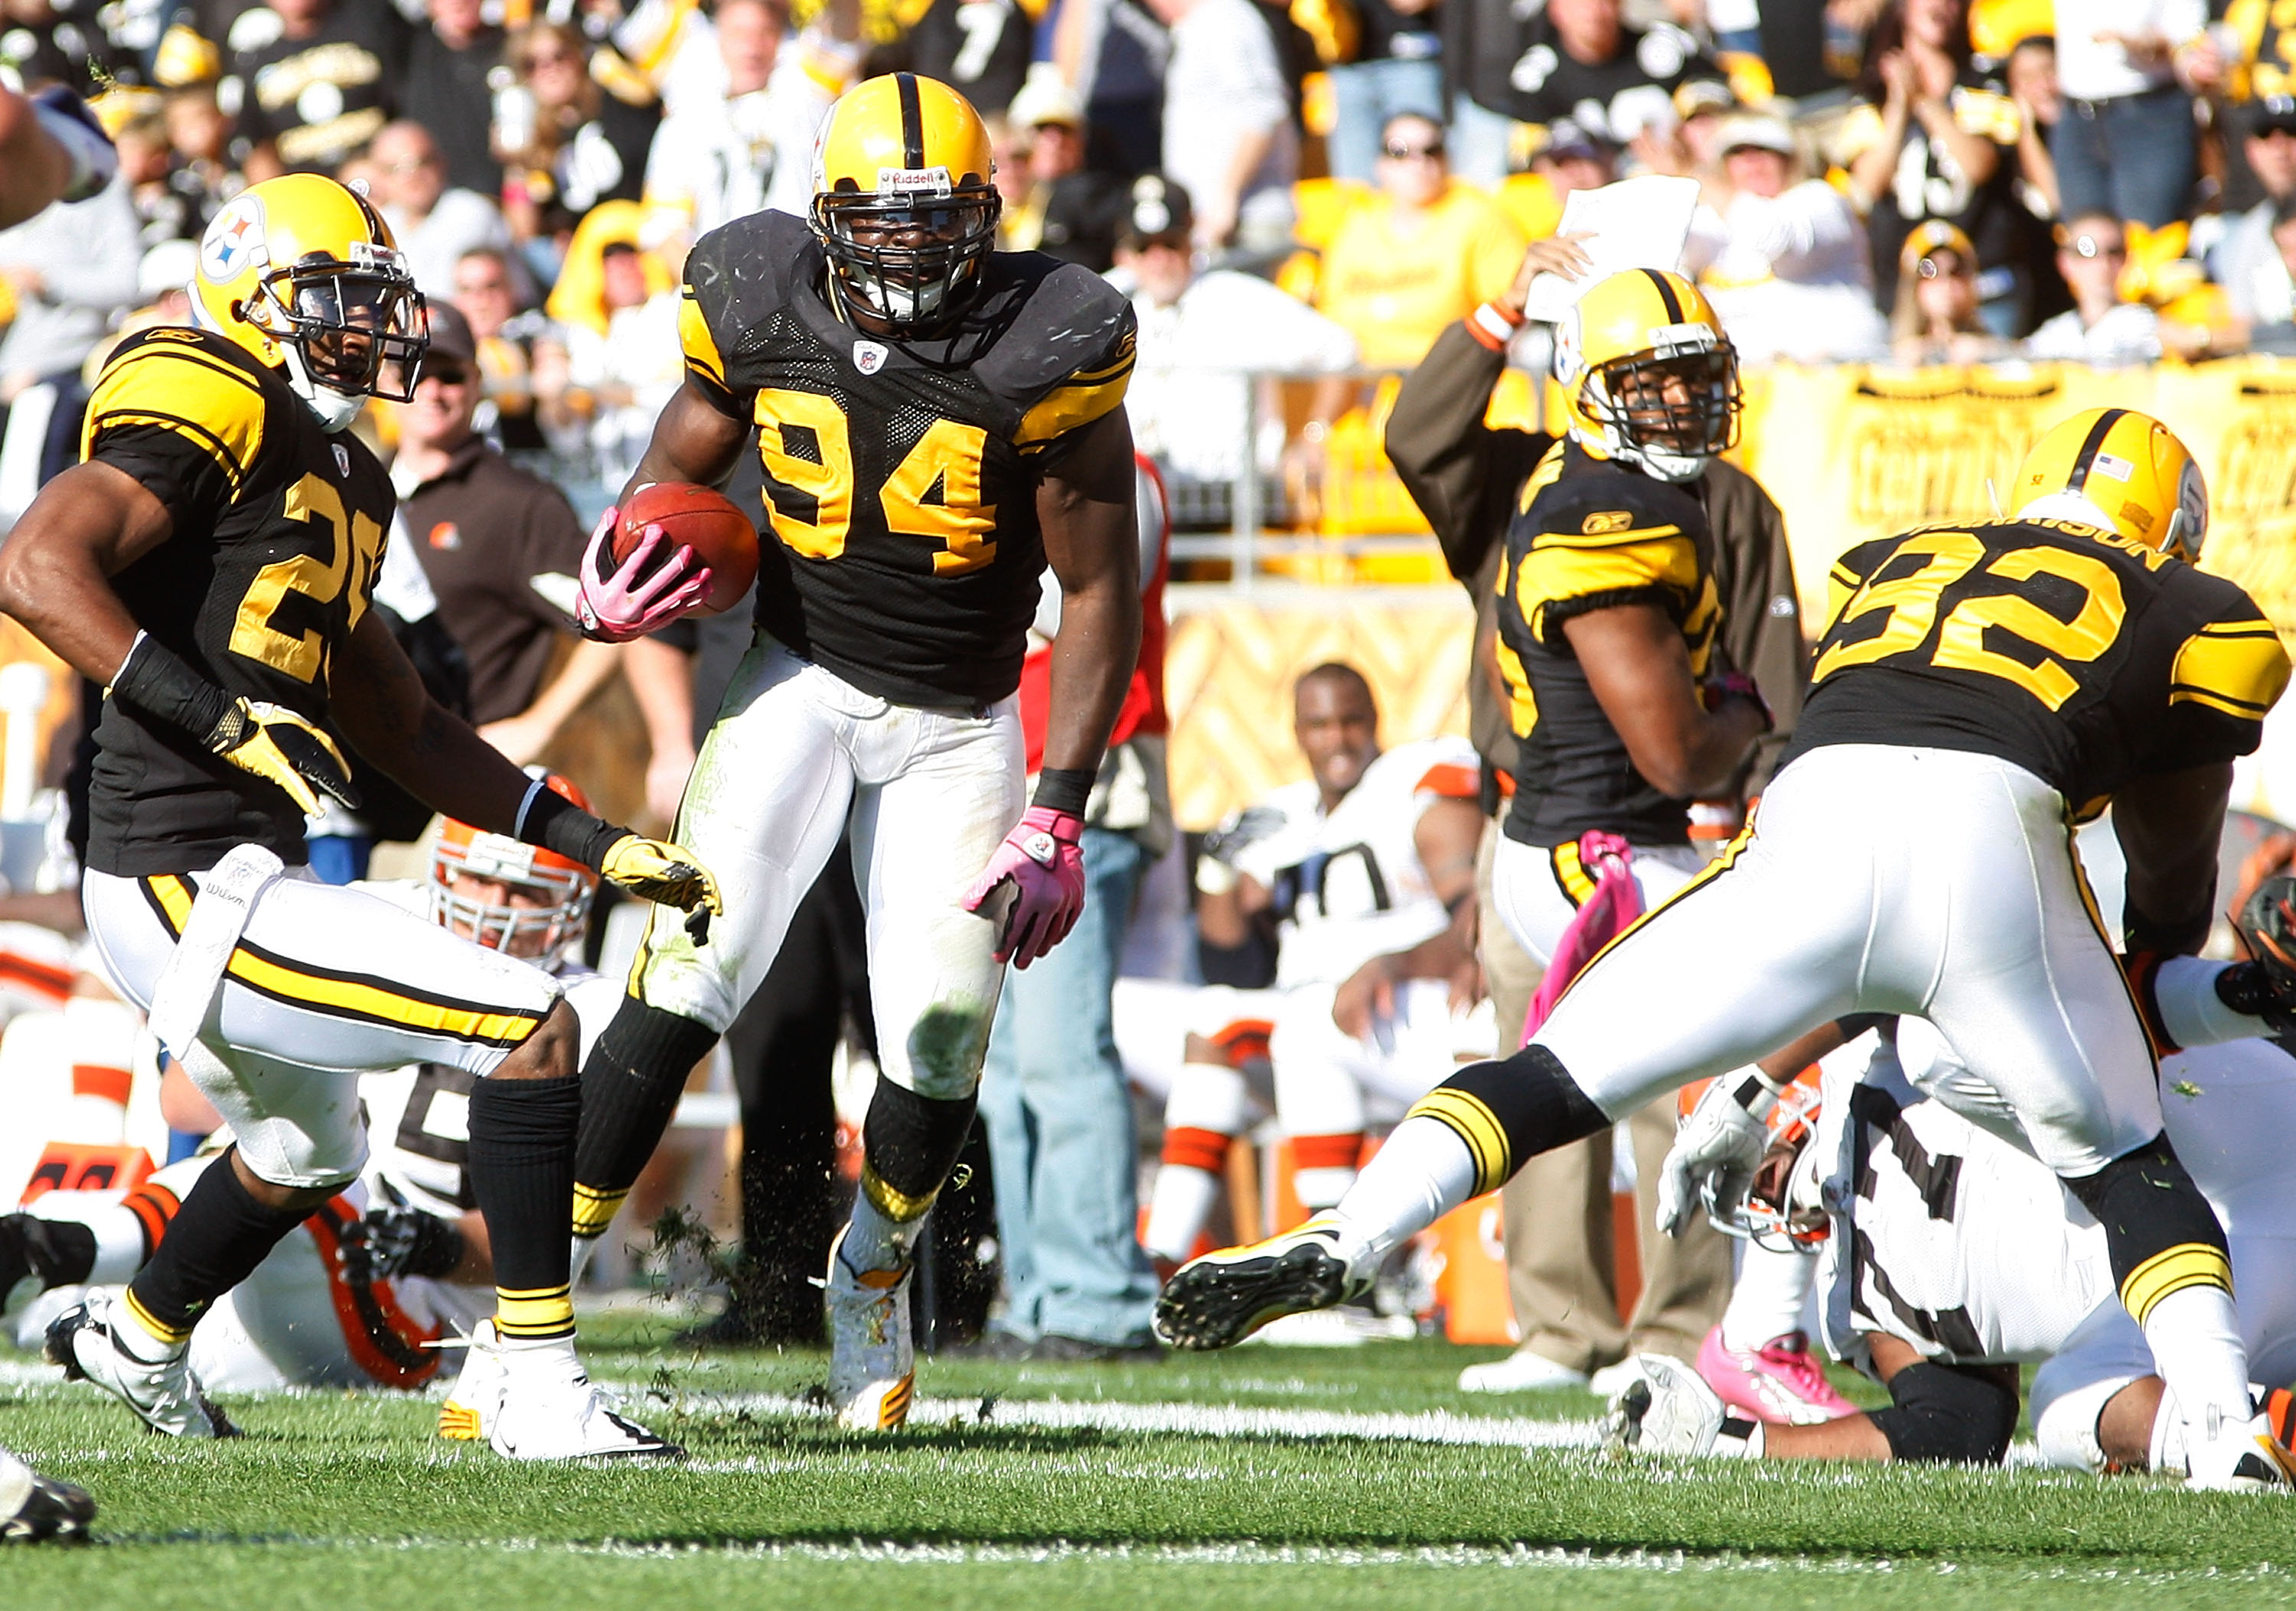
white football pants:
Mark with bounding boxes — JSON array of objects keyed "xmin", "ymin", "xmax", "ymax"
[
  {"xmin": 1491, "ymin": 836, "xmax": 1707, "ymax": 966},
  {"xmin": 628, "ymin": 635, "xmax": 1024, "ymax": 1101},
  {"xmin": 1533, "ymin": 744, "xmax": 2162, "ymax": 1179},
  {"xmin": 82, "ymin": 866, "xmax": 559, "ymax": 1189}
]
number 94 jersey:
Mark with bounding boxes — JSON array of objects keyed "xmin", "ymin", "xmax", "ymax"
[
  {"xmin": 1788, "ymin": 517, "xmax": 2292, "ymax": 813},
  {"xmin": 679, "ymin": 209, "xmax": 1137, "ymax": 710},
  {"xmin": 79, "ymin": 325, "xmax": 393, "ymax": 879}
]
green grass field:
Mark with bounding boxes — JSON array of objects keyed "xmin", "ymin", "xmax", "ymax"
[{"xmin": 4, "ymin": 1310, "xmax": 2294, "ymax": 1609}]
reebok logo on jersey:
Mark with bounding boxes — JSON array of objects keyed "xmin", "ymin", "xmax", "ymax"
[{"xmin": 1582, "ymin": 510, "xmax": 1635, "ymax": 535}]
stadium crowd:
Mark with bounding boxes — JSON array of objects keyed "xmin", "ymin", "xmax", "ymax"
[{"xmin": 4, "ymin": 0, "xmax": 2296, "ymax": 1533}]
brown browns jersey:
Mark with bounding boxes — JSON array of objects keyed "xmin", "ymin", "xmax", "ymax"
[
  {"xmin": 678, "ymin": 208, "xmax": 1136, "ymax": 710},
  {"xmin": 1495, "ymin": 441, "xmax": 1724, "ymax": 847},
  {"xmin": 1784, "ymin": 517, "xmax": 2291, "ymax": 812},
  {"xmin": 80, "ymin": 326, "xmax": 393, "ymax": 877}
]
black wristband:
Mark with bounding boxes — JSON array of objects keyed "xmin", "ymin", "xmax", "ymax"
[
  {"xmin": 515, "ymin": 781, "xmax": 630, "ymax": 871},
  {"xmin": 112, "ymin": 632, "xmax": 238, "ymax": 751},
  {"xmin": 1032, "ymin": 765, "xmax": 1097, "ymax": 816}
]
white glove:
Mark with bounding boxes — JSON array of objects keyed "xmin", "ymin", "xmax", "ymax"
[{"xmin": 1655, "ymin": 1071, "xmax": 1773, "ymax": 1239}]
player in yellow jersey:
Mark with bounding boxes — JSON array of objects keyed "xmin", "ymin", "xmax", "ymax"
[
  {"xmin": 0, "ymin": 173, "xmax": 717, "ymax": 1460},
  {"xmin": 1160, "ymin": 406, "xmax": 2296, "ymax": 1492}
]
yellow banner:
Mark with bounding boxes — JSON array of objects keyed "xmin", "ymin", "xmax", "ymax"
[{"xmin": 1733, "ymin": 357, "xmax": 2296, "ymax": 654}]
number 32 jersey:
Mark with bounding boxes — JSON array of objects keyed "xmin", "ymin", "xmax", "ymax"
[
  {"xmin": 1787, "ymin": 517, "xmax": 2292, "ymax": 813},
  {"xmin": 679, "ymin": 209, "xmax": 1137, "ymax": 709},
  {"xmin": 80, "ymin": 326, "xmax": 393, "ymax": 877}
]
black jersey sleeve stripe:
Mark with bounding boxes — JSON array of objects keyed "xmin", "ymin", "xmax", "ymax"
[
  {"xmin": 897, "ymin": 72, "xmax": 925, "ymax": 169},
  {"xmin": 2069, "ymin": 408, "xmax": 2128, "ymax": 491},
  {"xmin": 1640, "ymin": 267, "xmax": 1684, "ymax": 324}
]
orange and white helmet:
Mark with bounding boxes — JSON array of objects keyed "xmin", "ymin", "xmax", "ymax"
[
  {"xmin": 1676, "ymin": 1064, "xmax": 1827, "ymax": 1250},
  {"xmin": 429, "ymin": 772, "xmax": 598, "ymax": 967}
]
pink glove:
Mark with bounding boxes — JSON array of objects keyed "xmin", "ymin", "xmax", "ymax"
[
  {"xmin": 963, "ymin": 807, "xmax": 1086, "ymax": 967},
  {"xmin": 574, "ymin": 507, "xmax": 713, "ymax": 643}
]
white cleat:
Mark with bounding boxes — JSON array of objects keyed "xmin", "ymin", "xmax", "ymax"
[
  {"xmin": 1458, "ymin": 1348, "xmax": 1591, "ymax": 1394},
  {"xmin": 1606, "ymin": 1352, "xmax": 1727, "ymax": 1457},
  {"xmin": 825, "ymin": 1229, "xmax": 915, "ymax": 1432},
  {"xmin": 43, "ymin": 1290, "xmax": 233, "ymax": 1439},
  {"xmin": 2186, "ymin": 1410, "xmax": 2296, "ymax": 1493},
  {"xmin": 436, "ymin": 1319, "xmax": 507, "ymax": 1442},
  {"xmin": 488, "ymin": 1336, "xmax": 683, "ymax": 1462}
]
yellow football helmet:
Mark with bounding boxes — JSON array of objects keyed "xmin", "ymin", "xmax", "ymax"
[
  {"xmin": 191, "ymin": 173, "xmax": 427, "ymax": 431},
  {"xmin": 1553, "ymin": 268, "xmax": 1741, "ymax": 483},
  {"xmin": 810, "ymin": 72, "xmax": 1000, "ymax": 330},
  {"xmin": 2011, "ymin": 407, "xmax": 2207, "ymax": 560}
]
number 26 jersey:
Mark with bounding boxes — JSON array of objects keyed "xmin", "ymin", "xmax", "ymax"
[
  {"xmin": 1786, "ymin": 517, "xmax": 2292, "ymax": 812},
  {"xmin": 678, "ymin": 210, "xmax": 1137, "ymax": 710}
]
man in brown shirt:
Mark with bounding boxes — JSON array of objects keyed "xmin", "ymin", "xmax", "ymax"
[
  {"xmin": 392, "ymin": 305, "xmax": 622, "ymax": 761},
  {"xmin": 1384, "ymin": 237, "xmax": 1809, "ymax": 1398}
]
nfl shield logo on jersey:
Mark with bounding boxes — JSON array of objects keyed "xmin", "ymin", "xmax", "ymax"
[
  {"xmin": 333, "ymin": 442, "xmax": 351, "ymax": 478},
  {"xmin": 853, "ymin": 341, "xmax": 888, "ymax": 376}
]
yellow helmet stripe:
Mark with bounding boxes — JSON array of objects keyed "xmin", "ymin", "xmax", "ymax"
[
  {"xmin": 2068, "ymin": 406, "xmax": 2129, "ymax": 497},
  {"xmin": 1639, "ymin": 266, "xmax": 1684, "ymax": 324},
  {"xmin": 896, "ymin": 71, "xmax": 925, "ymax": 169}
]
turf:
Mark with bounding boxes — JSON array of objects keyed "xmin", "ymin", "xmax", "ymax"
[{"xmin": 3, "ymin": 1319, "xmax": 2293, "ymax": 1609}]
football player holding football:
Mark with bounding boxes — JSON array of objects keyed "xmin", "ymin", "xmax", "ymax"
[
  {"xmin": 558, "ymin": 73, "xmax": 1142, "ymax": 1430},
  {"xmin": 0, "ymin": 174, "xmax": 719, "ymax": 1460},
  {"xmin": 1158, "ymin": 406, "xmax": 2296, "ymax": 1490}
]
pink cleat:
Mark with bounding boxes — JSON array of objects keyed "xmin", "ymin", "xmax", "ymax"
[{"xmin": 1694, "ymin": 1324, "xmax": 1856, "ymax": 1425}]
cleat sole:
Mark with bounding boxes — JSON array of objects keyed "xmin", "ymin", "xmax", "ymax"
[{"xmin": 1153, "ymin": 1241, "xmax": 1350, "ymax": 1352}]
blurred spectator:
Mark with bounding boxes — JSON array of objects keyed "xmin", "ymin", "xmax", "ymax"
[
  {"xmin": 234, "ymin": 0, "xmax": 407, "ymax": 179},
  {"xmin": 1841, "ymin": 0, "xmax": 2031, "ymax": 333},
  {"xmin": 391, "ymin": 304, "xmax": 625, "ymax": 762},
  {"xmin": 639, "ymin": 0, "xmax": 856, "ymax": 256},
  {"xmin": 2001, "ymin": 31, "xmax": 2060, "ymax": 215},
  {"xmin": 2206, "ymin": 96, "xmax": 2296, "ymax": 324},
  {"xmin": 1888, "ymin": 217, "xmax": 2012, "ymax": 360},
  {"xmin": 367, "ymin": 120, "xmax": 511, "ymax": 296},
  {"xmin": 1440, "ymin": 0, "xmax": 1531, "ymax": 186},
  {"xmin": 2229, "ymin": 197, "xmax": 2296, "ymax": 351},
  {"xmin": 1315, "ymin": 112, "xmax": 1526, "ymax": 369},
  {"xmin": 1001, "ymin": 75, "xmax": 1129, "ymax": 271},
  {"xmin": 400, "ymin": 0, "xmax": 504, "ymax": 196},
  {"xmin": 1115, "ymin": 174, "xmax": 1355, "ymax": 491},
  {"xmin": 563, "ymin": 238, "xmax": 682, "ymax": 481},
  {"xmin": 1147, "ymin": 0, "xmax": 1295, "ymax": 254},
  {"xmin": 1684, "ymin": 114, "xmax": 1890, "ymax": 361},
  {"xmin": 161, "ymin": 84, "xmax": 244, "ymax": 219},
  {"xmin": 106, "ymin": 96, "xmax": 187, "ymax": 248},
  {"xmin": 452, "ymin": 246, "xmax": 576, "ymax": 455},
  {"xmin": 493, "ymin": 21, "xmax": 659, "ymax": 269},
  {"xmin": 1709, "ymin": 0, "xmax": 1857, "ymax": 99},
  {"xmin": 2048, "ymin": 0, "xmax": 2203, "ymax": 228},
  {"xmin": 990, "ymin": 110, "xmax": 1035, "ymax": 227},
  {"xmin": 1323, "ymin": 0, "xmax": 1443, "ymax": 184},
  {"xmin": 0, "ymin": 0, "xmax": 145, "ymax": 99},
  {"xmin": 1052, "ymin": 0, "xmax": 1169, "ymax": 177},
  {"xmin": 872, "ymin": 0, "xmax": 1036, "ymax": 117},
  {"xmin": 2023, "ymin": 209, "xmax": 2162, "ymax": 360},
  {"xmin": 1497, "ymin": 118, "xmax": 1616, "ymax": 239},
  {"xmin": 1501, "ymin": 0, "xmax": 1717, "ymax": 151},
  {"xmin": 0, "ymin": 174, "xmax": 138, "ymax": 406}
]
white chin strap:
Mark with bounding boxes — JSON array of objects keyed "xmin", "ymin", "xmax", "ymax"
[
  {"xmin": 279, "ymin": 344, "xmax": 364, "ymax": 433},
  {"xmin": 2016, "ymin": 491, "xmax": 2118, "ymax": 531},
  {"xmin": 1572, "ymin": 423, "xmax": 1711, "ymax": 484}
]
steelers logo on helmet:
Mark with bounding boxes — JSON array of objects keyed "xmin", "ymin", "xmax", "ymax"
[
  {"xmin": 429, "ymin": 771, "xmax": 599, "ymax": 967},
  {"xmin": 1556, "ymin": 267, "xmax": 1741, "ymax": 484},
  {"xmin": 810, "ymin": 73, "xmax": 1001, "ymax": 331},
  {"xmin": 2011, "ymin": 406, "xmax": 2209, "ymax": 560},
  {"xmin": 191, "ymin": 172, "xmax": 428, "ymax": 432}
]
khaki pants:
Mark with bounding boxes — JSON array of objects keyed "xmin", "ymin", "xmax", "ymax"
[{"xmin": 1475, "ymin": 819, "xmax": 1729, "ymax": 1371}]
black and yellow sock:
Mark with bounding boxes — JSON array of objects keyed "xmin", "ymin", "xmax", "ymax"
[
  {"xmin": 2063, "ymin": 1133, "xmax": 2234, "ymax": 1323},
  {"xmin": 571, "ymin": 1000, "xmax": 719, "ymax": 1240},
  {"xmin": 469, "ymin": 1072, "xmax": 581, "ymax": 1342},
  {"xmin": 842, "ymin": 1078, "xmax": 979, "ymax": 1271},
  {"xmin": 1403, "ymin": 1047, "xmax": 1612, "ymax": 1198},
  {"xmin": 122, "ymin": 1146, "xmax": 308, "ymax": 1346}
]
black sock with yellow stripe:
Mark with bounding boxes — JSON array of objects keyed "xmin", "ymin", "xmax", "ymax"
[
  {"xmin": 2063, "ymin": 1132, "xmax": 2233, "ymax": 1322},
  {"xmin": 469, "ymin": 1072, "xmax": 581, "ymax": 1341},
  {"xmin": 1403, "ymin": 1048, "xmax": 1613, "ymax": 1198},
  {"xmin": 122, "ymin": 1146, "xmax": 308, "ymax": 1349},
  {"xmin": 572, "ymin": 1001, "xmax": 720, "ymax": 1242}
]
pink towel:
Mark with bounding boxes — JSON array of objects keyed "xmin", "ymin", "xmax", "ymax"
[{"xmin": 1521, "ymin": 831, "xmax": 1639, "ymax": 1047}]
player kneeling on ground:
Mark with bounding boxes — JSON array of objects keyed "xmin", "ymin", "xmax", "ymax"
[{"xmin": 0, "ymin": 175, "xmax": 719, "ymax": 1460}]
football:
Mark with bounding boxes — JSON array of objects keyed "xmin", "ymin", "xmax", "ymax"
[{"xmin": 612, "ymin": 481, "xmax": 759, "ymax": 617}]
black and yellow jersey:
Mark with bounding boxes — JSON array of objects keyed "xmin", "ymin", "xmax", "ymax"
[
  {"xmin": 679, "ymin": 209, "xmax": 1137, "ymax": 709},
  {"xmin": 1495, "ymin": 441, "xmax": 1723, "ymax": 848},
  {"xmin": 1784, "ymin": 517, "xmax": 2291, "ymax": 810},
  {"xmin": 80, "ymin": 325, "xmax": 393, "ymax": 877}
]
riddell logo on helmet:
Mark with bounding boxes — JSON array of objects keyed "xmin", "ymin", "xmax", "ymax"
[{"xmin": 876, "ymin": 166, "xmax": 954, "ymax": 195}]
